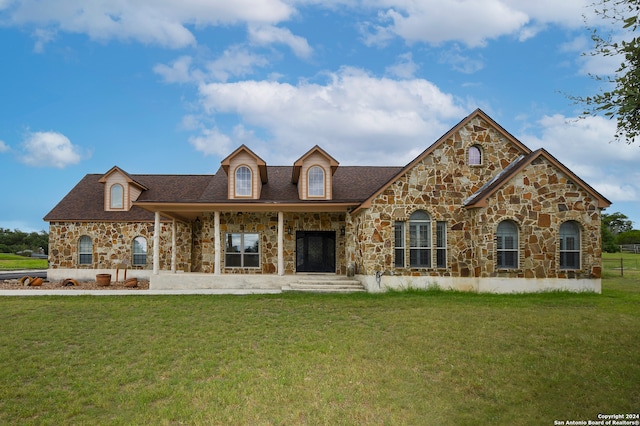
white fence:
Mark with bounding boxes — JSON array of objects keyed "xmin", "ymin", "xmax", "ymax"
[{"xmin": 620, "ymin": 244, "xmax": 640, "ymax": 254}]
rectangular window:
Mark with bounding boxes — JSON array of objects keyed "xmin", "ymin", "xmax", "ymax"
[
  {"xmin": 560, "ymin": 236, "xmax": 580, "ymax": 269},
  {"xmin": 409, "ymin": 223, "xmax": 431, "ymax": 267},
  {"xmin": 225, "ymin": 233, "xmax": 260, "ymax": 268},
  {"xmin": 436, "ymin": 221, "xmax": 447, "ymax": 268},
  {"xmin": 497, "ymin": 235, "xmax": 518, "ymax": 269},
  {"xmin": 78, "ymin": 236, "xmax": 92, "ymax": 265},
  {"xmin": 394, "ymin": 222, "xmax": 405, "ymax": 267}
]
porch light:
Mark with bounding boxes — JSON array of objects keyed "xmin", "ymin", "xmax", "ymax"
[
  {"xmin": 288, "ymin": 226, "xmax": 292, "ymax": 235},
  {"xmin": 341, "ymin": 227, "xmax": 345, "ymax": 236}
]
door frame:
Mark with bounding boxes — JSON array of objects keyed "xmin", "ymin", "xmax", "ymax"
[{"xmin": 295, "ymin": 231, "xmax": 336, "ymax": 273}]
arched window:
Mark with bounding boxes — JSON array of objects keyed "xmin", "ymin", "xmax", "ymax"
[
  {"xmin": 308, "ymin": 166, "xmax": 325, "ymax": 197},
  {"xmin": 132, "ymin": 236, "xmax": 147, "ymax": 266},
  {"xmin": 469, "ymin": 145, "xmax": 482, "ymax": 165},
  {"xmin": 560, "ymin": 221, "xmax": 581, "ymax": 269},
  {"xmin": 409, "ymin": 210, "xmax": 431, "ymax": 267},
  {"xmin": 235, "ymin": 166, "xmax": 252, "ymax": 197},
  {"xmin": 110, "ymin": 184, "xmax": 124, "ymax": 209},
  {"xmin": 78, "ymin": 235, "xmax": 92, "ymax": 265},
  {"xmin": 497, "ymin": 220, "xmax": 518, "ymax": 269}
]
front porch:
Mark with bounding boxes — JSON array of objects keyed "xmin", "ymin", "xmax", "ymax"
[{"xmin": 150, "ymin": 272, "xmax": 365, "ymax": 293}]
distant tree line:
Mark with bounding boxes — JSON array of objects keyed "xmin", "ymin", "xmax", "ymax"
[
  {"xmin": 602, "ymin": 212, "xmax": 640, "ymax": 252},
  {"xmin": 0, "ymin": 228, "xmax": 49, "ymax": 255}
]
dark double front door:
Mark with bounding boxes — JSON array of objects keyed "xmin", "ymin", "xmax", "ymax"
[{"xmin": 296, "ymin": 231, "xmax": 336, "ymax": 273}]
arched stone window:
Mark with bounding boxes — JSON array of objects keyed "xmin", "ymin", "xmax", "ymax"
[
  {"xmin": 469, "ymin": 145, "xmax": 482, "ymax": 165},
  {"xmin": 78, "ymin": 235, "xmax": 93, "ymax": 265},
  {"xmin": 308, "ymin": 166, "xmax": 325, "ymax": 197},
  {"xmin": 409, "ymin": 210, "xmax": 431, "ymax": 268},
  {"xmin": 560, "ymin": 221, "xmax": 581, "ymax": 269},
  {"xmin": 496, "ymin": 220, "xmax": 518, "ymax": 269},
  {"xmin": 235, "ymin": 166, "xmax": 252, "ymax": 197},
  {"xmin": 132, "ymin": 236, "xmax": 147, "ymax": 266},
  {"xmin": 110, "ymin": 184, "xmax": 123, "ymax": 209}
]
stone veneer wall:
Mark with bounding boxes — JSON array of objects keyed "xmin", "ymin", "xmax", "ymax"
[
  {"xmin": 352, "ymin": 115, "xmax": 603, "ymax": 284},
  {"xmin": 191, "ymin": 212, "xmax": 347, "ymax": 274},
  {"xmin": 48, "ymin": 221, "xmax": 192, "ymax": 272}
]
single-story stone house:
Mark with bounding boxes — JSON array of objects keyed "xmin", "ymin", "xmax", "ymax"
[{"xmin": 44, "ymin": 109, "xmax": 611, "ymax": 293}]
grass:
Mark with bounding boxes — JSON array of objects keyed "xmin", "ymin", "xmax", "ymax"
[
  {"xmin": 0, "ymin": 253, "xmax": 47, "ymax": 270},
  {"xmin": 0, "ymin": 256, "xmax": 638, "ymax": 424}
]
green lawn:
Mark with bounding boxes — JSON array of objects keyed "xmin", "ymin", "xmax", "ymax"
[
  {"xmin": 0, "ymin": 255, "xmax": 638, "ymax": 425},
  {"xmin": 0, "ymin": 253, "xmax": 47, "ymax": 270}
]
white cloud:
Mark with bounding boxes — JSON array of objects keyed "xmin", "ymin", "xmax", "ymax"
[
  {"xmin": 438, "ymin": 47, "xmax": 484, "ymax": 74},
  {"xmin": 519, "ymin": 114, "xmax": 640, "ymax": 202},
  {"xmin": 19, "ymin": 131, "xmax": 85, "ymax": 168},
  {"xmin": 153, "ymin": 56, "xmax": 195, "ymax": 84},
  {"xmin": 364, "ymin": 0, "xmax": 529, "ymax": 48},
  {"xmin": 248, "ymin": 24, "xmax": 312, "ymax": 59},
  {"xmin": 0, "ymin": 140, "xmax": 9, "ymax": 153},
  {"xmin": 188, "ymin": 127, "xmax": 233, "ymax": 157},
  {"xmin": 385, "ymin": 52, "xmax": 419, "ymax": 79},
  {"xmin": 195, "ymin": 67, "xmax": 466, "ymax": 165},
  {"xmin": 205, "ymin": 46, "xmax": 270, "ymax": 82},
  {"xmin": 3, "ymin": 0, "xmax": 294, "ymax": 49}
]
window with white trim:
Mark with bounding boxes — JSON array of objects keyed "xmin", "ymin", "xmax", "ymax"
[
  {"xmin": 235, "ymin": 166, "xmax": 252, "ymax": 197},
  {"xmin": 496, "ymin": 220, "xmax": 518, "ymax": 269},
  {"xmin": 132, "ymin": 236, "xmax": 147, "ymax": 266},
  {"xmin": 560, "ymin": 221, "xmax": 581, "ymax": 270},
  {"xmin": 469, "ymin": 145, "xmax": 482, "ymax": 165},
  {"xmin": 110, "ymin": 184, "xmax": 123, "ymax": 209},
  {"xmin": 225, "ymin": 233, "xmax": 260, "ymax": 268},
  {"xmin": 410, "ymin": 210, "xmax": 431, "ymax": 268},
  {"xmin": 308, "ymin": 166, "xmax": 325, "ymax": 197},
  {"xmin": 394, "ymin": 221, "xmax": 405, "ymax": 267},
  {"xmin": 78, "ymin": 235, "xmax": 92, "ymax": 265}
]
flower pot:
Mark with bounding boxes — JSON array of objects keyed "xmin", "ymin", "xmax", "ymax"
[
  {"xmin": 124, "ymin": 278, "xmax": 138, "ymax": 288},
  {"xmin": 96, "ymin": 274, "xmax": 111, "ymax": 286}
]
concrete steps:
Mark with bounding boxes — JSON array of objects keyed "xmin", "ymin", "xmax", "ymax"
[{"xmin": 282, "ymin": 276, "xmax": 365, "ymax": 293}]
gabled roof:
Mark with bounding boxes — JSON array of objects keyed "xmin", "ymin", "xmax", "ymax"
[
  {"xmin": 464, "ymin": 148, "xmax": 612, "ymax": 208},
  {"xmin": 97, "ymin": 166, "xmax": 149, "ymax": 191},
  {"xmin": 44, "ymin": 166, "xmax": 403, "ymax": 221},
  {"xmin": 44, "ymin": 174, "xmax": 213, "ymax": 222},
  {"xmin": 353, "ymin": 108, "xmax": 531, "ymax": 213},
  {"xmin": 220, "ymin": 144, "xmax": 268, "ymax": 183},
  {"xmin": 292, "ymin": 145, "xmax": 340, "ymax": 183}
]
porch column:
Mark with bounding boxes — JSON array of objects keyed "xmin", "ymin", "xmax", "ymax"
[
  {"xmin": 214, "ymin": 211, "xmax": 221, "ymax": 275},
  {"xmin": 171, "ymin": 218, "xmax": 176, "ymax": 273},
  {"xmin": 278, "ymin": 211, "xmax": 284, "ymax": 276},
  {"xmin": 153, "ymin": 211, "xmax": 160, "ymax": 275}
]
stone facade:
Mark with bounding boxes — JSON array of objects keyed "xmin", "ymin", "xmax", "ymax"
[
  {"xmin": 352, "ymin": 115, "xmax": 603, "ymax": 290},
  {"xmin": 192, "ymin": 212, "xmax": 347, "ymax": 275},
  {"xmin": 48, "ymin": 221, "xmax": 192, "ymax": 272},
  {"xmin": 45, "ymin": 110, "xmax": 609, "ymax": 293}
]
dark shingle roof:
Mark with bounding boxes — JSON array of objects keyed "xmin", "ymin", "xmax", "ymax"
[{"xmin": 44, "ymin": 166, "xmax": 403, "ymax": 221}]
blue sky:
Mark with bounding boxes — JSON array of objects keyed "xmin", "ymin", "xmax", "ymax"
[{"xmin": 1, "ymin": 0, "xmax": 638, "ymax": 232}]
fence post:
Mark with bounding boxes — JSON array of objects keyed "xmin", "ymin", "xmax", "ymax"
[{"xmin": 620, "ymin": 257, "xmax": 624, "ymax": 277}]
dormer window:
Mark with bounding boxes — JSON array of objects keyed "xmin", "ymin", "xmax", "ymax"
[
  {"xmin": 308, "ymin": 166, "xmax": 325, "ymax": 197},
  {"xmin": 99, "ymin": 166, "xmax": 148, "ymax": 212},
  {"xmin": 221, "ymin": 145, "xmax": 268, "ymax": 200},
  {"xmin": 235, "ymin": 166, "xmax": 252, "ymax": 197},
  {"xmin": 110, "ymin": 184, "xmax": 124, "ymax": 209}
]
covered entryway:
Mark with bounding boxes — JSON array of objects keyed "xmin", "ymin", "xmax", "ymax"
[{"xmin": 296, "ymin": 231, "xmax": 336, "ymax": 273}]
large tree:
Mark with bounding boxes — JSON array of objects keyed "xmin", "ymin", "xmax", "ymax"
[{"xmin": 578, "ymin": 0, "xmax": 640, "ymax": 144}]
